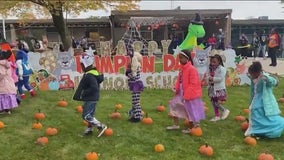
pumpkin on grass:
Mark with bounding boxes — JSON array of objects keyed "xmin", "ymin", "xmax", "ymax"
[
  {"xmin": 0, "ymin": 121, "xmax": 5, "ymax": 129},
  {"xmin": 45, "ymin": 127, "xmax": 58, "ymax": 136},
  {"xmin": 235, "ymin": 114, "xmax": 246, "ymax": 122},
  {"xmin": 241, "ymin": 119, "xmax": 249, "ymax": 131},
  {"xmin": 36, "ymin": 136, "xmax": 48, "ymax": 145},
  {"xmin": 190, "ymin": 127, "xmax": 203, "ymax": 137},
  {"xmin": 257, "ymin": 153, "xmax": 274, "ymax": 160},
  {"xmin": 103, "ymin": 127, "xmax": 113, "ymax": 136},
  {"xmin": 142, "ymin": 113, "xmax": 153, "ymax": 125},
  {"xmin": 34, "ymin": 109, "xmax": 45, "ymax": 120},
  {"xmin": 110, "ymin": 109, "xmax": 121, "ymax": 119},
  {"xmin": 156, "ymin": 104, "xmax": 165, "ymax": 112},
  {"xmin": 154, "ymin": 144, "xmax": 165, "ymax": 153},
  {"xmin": 76, "ymin": 105, "xmax": 83, "ymax": 113},
  {"xmin": 32, "ymin": 121, "xmax": 43, "ymax": 129},
  {"xmin": 86, "ymin": 152, "xmax": 98, "ymax": 160},
  {"xmin": 58, "ymin": 99, "xmax": 68, "ymax": 107},
  {"xmin": 244, "ymin": 136, "xmax": 257, "ymax": 146},
  {"xmin": 82, "ymin": 120, "xmax": 88, "ymax": 126},
  {"xmin": 198, "ymin": 143, "xmax": 214, "ymax": 157},
  {"xmin": 243, "ymin": 108, "xmax": 250, "ymax": 114},
  {"xmin": 115, "ymin": 103, "xmax": 122, "ymax": 110}
]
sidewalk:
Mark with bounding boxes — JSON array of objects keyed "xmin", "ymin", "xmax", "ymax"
[{"xmin": 245, "ymin": 58, "xmax": 284, "ymax": 77}]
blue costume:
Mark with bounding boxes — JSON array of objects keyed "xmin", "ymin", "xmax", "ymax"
[
  {"xmin": 16, "ymin": 46, "xmax": 35, "ymax": 98},
  {"xmin": 245, "ymin": 72, "xmax": 284, "ymax": 138}
]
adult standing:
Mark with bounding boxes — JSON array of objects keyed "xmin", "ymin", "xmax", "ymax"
[
  {"xmin": 259, "ymin": 30, "xmax": 268, "ymax": 59},
  {"xmin": 216, "ymin": 29, "xmax": 225, "ymax": 50},
  {"xmin": 268, "ymin": 28, "xmax": 280, "ymax": 66},
  {"xmin": 252, "ymin": 31, "xmax": 260, "ymax": 59}
]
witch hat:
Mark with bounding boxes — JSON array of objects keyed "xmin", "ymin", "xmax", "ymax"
[{"xmin": 191, "ymin": 13, "xmax": 203, "ymax": 25}]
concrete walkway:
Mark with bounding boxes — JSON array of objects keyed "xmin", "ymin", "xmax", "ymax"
[{"xmin": 245, "ymin": 58, "xmax": 284, "ymax": 77}]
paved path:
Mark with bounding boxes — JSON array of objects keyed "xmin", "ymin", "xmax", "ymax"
[{"xmin": 245, "ymin": 58, "xmax": 284, "ymax": 77}]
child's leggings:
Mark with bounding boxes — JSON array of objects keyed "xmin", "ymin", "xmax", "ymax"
[
  {"xmin": 210, "ymin": 97, "xmax": 226, "ymax": 117},
  {"xmin": 129, "ymin": 91, "xmax": 143, "ymax": 119},
  {"xmin": 17, "ymin": 76, "xmax": 33, "ymax": 94}
]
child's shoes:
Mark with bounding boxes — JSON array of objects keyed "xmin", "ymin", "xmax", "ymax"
[
  {"xmin": 181, "ymin": 128, "xmax": 191, "ymax": 134},
  {"xmin": 166, "ymin": 125, "xmax": 180, "ymax": 130},
  {"xmin": 97, "ymin": 124, "xmax": 107, "ymax": 137},
  {"xmin": 30, "ymin": 90, "xmax": 36, "ymax": 97},
  {"xmin": 221, "ymin": 109, "xmax": 230, "ymax": 120},
  {"xmin": 210, "ymin": 116, "xmax": 221, "ymax": 122}
]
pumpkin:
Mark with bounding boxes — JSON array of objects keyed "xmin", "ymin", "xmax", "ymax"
[
  {"xmin": 32, "ymin": 121, "xmax": 43, "ymax": 129},
  {"xmin": 142, "ymin": 113, "xmax": 153, "ymax": 125},
  {"xmin": 76, "ymin": 105, "xmax": 83, "ymax": 113},
  {"xmin": 34, "ymin": 109, "xmax": 45, "ymax": 120},
  {"xmin": 243, "ymin": 108, "xmax": 250, "ymax": 114},
  {"xmin": 110, "ymin": 110, "xmax": 121, "ymax": 119},
  {"xmin": 0, "ymin": 121, "xmax": 5, "ymax": 129},
  {"xmin": 278, "ymin": 97, "xmax": 284, "ymax": 103},
  {"xmin": 235, "ymin": 115, "xmax": 246, "ymax": 122},
  {"xmin": 154, "ymin": 144, "xmax": 165, "ymax": 153},
  {"xmin": 257, "ymin": 153, "xmax": 274, "ymax": 160},
  {"xmin": 86, "ymin": 152, "xmax": 98, "ymax": 160},
  {"xmin": 244, "ymin": 136, "xmax": 257, "ymax": 146},
  {"xmin": 36, "ymin": 136, "xmax": 48, "ymax": 145},
  {"xmin": 82, "ymin": 120, "xmax": 88, "ymax": 126},
  {"xmin": 156, "ymin": 104, "xmax": 165, "ymax": 112},
  {"xmin": 45, "ymin": 127, "xmax": 58, "ymax": 136},
  {"xmin": 58, "ymin": 100, "xmax": 68, "ymax": 107},
  {"xmin": 115, "ymin": 103, "xmax": 122, "ymax": 110},
  {"xmin": 190, "ymin": 127, "xmax": 203, "ymax": 137},
  {"xmin": 241, "ymin": 119, "xmax": 249, "ymax": 131},
  {"xmin": 103, "ymin": 128, "xmax": 113, "ymax": 136},
  {"xmin": 198, "ymin": 143, "xmax": 214, "ymax": 157},
  {"xmin": 184, "ymin": 119, "xmax": 193, "ymax": 128}
]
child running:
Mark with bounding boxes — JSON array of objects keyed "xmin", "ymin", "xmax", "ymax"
[
  {"xmin": 167, "ymin": 49, "xmax": 205, "ymax": 133},
  {"xmin": 73, "ymin": 52, "xmax": 107, "ymax": 137},
  {"xmin": 207, "ymin": 54, "xmax": 230, "ymax": 121}
]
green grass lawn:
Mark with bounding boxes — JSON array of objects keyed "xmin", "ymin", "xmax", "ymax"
[{"xmin": 1, "ymin": 79, "xmax": 284, "ymax": 160}]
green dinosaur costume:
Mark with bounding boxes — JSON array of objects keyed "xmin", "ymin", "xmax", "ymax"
[{"xmin": 178, "ymin": 13, "xmax": 205, "ymax": 51}]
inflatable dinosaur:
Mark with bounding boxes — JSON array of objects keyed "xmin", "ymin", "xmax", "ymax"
[{"xmin": 174, "ymin": 13, "xmax": 205, "ymax": 54}]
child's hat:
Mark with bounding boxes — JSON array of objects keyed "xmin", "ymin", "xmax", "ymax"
[{"xmin": 80, "ymin": 54, "xmax": 94, "ymax": 68}]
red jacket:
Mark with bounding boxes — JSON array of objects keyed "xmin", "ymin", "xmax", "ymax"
[{"xmin": 174, "ymin": 62, "xmax": 202, "ymax": 100}]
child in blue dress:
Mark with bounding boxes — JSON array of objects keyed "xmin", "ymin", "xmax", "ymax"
[{"xmin": 245, "ymin": 61, "xmax": 284, "ymax": 138}]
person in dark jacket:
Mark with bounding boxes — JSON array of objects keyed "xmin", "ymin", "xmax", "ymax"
[{"xmin": 73, "ymin": 53, "xmax": 106, "ymax": 137}]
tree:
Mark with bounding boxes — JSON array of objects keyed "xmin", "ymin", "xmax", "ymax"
[{"xmin": 0, "ymin": 0, "xmax": 139, "ymax": 50}]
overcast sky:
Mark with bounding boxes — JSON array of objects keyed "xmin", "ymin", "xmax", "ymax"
[{"xmin": 79, "ymin": 0, "xmax": 284, "ymax": 20}]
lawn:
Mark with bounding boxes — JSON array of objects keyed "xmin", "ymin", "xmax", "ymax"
[{"xmin": 1, "ymin": 79, "xmax": 284, "ymax": 160}]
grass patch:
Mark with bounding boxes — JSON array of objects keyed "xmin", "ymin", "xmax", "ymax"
[{"xmin": 1, "ymin": 79, "xmax": 284, "ymax": 160}]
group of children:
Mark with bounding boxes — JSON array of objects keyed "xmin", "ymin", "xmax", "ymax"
[
  {"xmin": 74, "ymin": 46, "xmax": 284, "ymax": 138},
  {"xmin": 0, "ymin": 42, "xmax": 35, "ymax": 115}
]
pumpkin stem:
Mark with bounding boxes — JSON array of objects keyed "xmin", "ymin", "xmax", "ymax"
[
  {"xmin": 245, "ymin": 118, "xmax": 249, "ymax": 122},
  {"xmin": 205, "ymin": 143, "xmax": 209, "ymax": 147}
]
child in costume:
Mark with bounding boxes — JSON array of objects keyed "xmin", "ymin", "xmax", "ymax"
[
  {"xmin": 245, "ymin": 61, "xmax": 284, "ymax": 138},
  {"xmin": 15, "ymin": 42, "xmax": 35, "ymax": 99},
  {"xmin": 73, "ymin": 52, "xmax": 107, "ymax": 137},
  {"xmin": 125, "ymin": 52, "xmax": 144, "ymax": 122},
  {"xmin": 0, "ymin": 51, "xmax": 18, "ymax": 114},
  {"xmin": 167, "ymin": 50, "xmax": 205, "ymax": 133},
  {"xmin": 207, "ymin": 54, "xmax": 230, "ymax": 122}
]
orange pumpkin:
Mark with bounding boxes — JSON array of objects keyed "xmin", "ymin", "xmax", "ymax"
[
  {"xmin": 32, "ymin": 122, "xmax": 43, "ymax": 129},
  {"xmin": 244, "ymin": 136, "xmax": 257, "ymax": 146},
  {"xmin": 103, "ymin": 128, "xmax": 113, "ymax": 136},
  {"xmin": 190, "ymin": 127, "xmax": 203, "ymax": 137},
  {"xmin": 115, "ymin": 103, "xmax": 122, "ymax": 110},
  {"xmin": 235, "ymin": 115, "xmax": 246, "ymax": 122},
  {"xmin": 156, "ymin": 104, "xmax": 165, "ymax": 112},
  {"xmin": 45, "ymin": 127, "xmax": 58, "ymax": 136},
  {"xmin": 36, "ymin": 136, "xmax": 48, "ymax": 145},
  {"xmin": 198, "ymin": 143, "xmax": 214, "ymax": 157},
  {"xmin": 110, "ymin": 110, "xmax": 121, "ymax": 119},
  {"xmin": 154, "ymin": 144, "xmax": 165, "ymax": 153},
  {"xmin": 82, "ymin": 120, "xmax": 88, "ymax": 126},
  {"xmin": 58, "ymin": 100, "xmax": 68, "ymax": 107},
  {"xmin": 257, "ymin": 153, "xmax": 274, "ymax": 160},
  {"xmin": 184, "ymin": 119, "xmax": 193, "ymax": 128},
  {"xmin": 76, "ymin": 105, "xmax": 83, "ymax": 113},
  {"xmin": 241, "ymin": 119, "xmax": 249, "ymax": 131},
  {"xmin": 243, "ymin": 108, "xmax": 250, "ymax": 114},
  {"xmin": 278, "ymin": 98, "xmax": 284, "ymax": 103},
  {"xmin": 34, "ymin": 110, "xmax": 45, "ymax": 120},
  {"xmin": 0, "ymin": 121, "xmax": 5, "ymax": 129},
  {"xmin": 142, "ymin": 113, "xmax": 153, "ymax": 125},
  {"xmin": 86, "ymin": 152, "xmax": 98, "ymax": 160}
]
